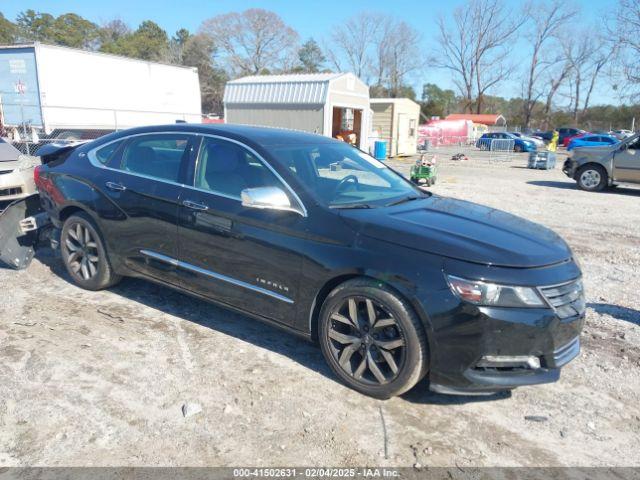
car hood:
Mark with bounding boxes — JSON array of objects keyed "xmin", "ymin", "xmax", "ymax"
[
  {"xmin": 342, "ymin": 196, "xmax": 572, "ymax": 268},
  {"xmin": 0, "ymin": 155, "xmax": 39, "ymax": 172},
  {"xmin": 573, "ymin": 144, "xmax": 616, "ymax": 153},
  {"xmin": 0, "ymin": 142, "xmax": 22, "ymax": 163}
]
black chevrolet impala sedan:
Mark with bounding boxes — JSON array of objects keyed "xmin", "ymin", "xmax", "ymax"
[{"xmin": 34, "ymin": 124, "xmax": 584, "ymax": 398}]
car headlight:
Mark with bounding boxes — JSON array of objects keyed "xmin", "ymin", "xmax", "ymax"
[{"xmin": 446, "ymin": 274, "xmax": 546, "ymax": 308}]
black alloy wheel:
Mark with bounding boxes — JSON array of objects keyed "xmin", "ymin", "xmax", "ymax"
[
  {"xmin": 61, "ymin": 213, "xmax": 121, "ymax": 290},
  {"xmin": 319, "ymin": 278, "xmax": 429, "ymax": 398},
  {"xmin": 327, "ymin": 296, "xmax": 406, "ymax": 385}
]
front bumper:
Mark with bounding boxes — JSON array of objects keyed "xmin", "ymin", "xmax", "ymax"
[
  {"xmin": 0, "ymin": 169, "xmax": 36, "ymax": 202},
  {"xmin": 421, "ymin": 260, "xmax": 585, "ymax": 395},
  {"xmin": 563, "ymin": 159, "xmax": 578, "ymax": 178}
]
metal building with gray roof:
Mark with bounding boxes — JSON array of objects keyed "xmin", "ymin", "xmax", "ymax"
[{"xmin": 223, "ymin": 72, "xmax": 371, "ymax": 150}]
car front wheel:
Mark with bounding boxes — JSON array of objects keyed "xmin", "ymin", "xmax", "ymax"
[
  {"xmin": 576, "ymin": 165, "xmax": 607, "ymax": 191},
  {"xmin": 61, "ymin": 212, "xmax": 121, "ymax": 290},
  {"xmin": 318, "ymin": 278, "xmax": 429, "ymax": 399}
]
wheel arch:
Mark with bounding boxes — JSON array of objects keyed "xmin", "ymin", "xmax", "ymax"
[
  {"xmin": 308, "ymin": 273, "xmax": 435, "ymax": 351},
  {"xmin": 59, "ymin": 204, "xmax": 90, "ymax": 223}
]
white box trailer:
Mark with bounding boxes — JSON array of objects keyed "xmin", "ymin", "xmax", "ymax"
[{"xmin": 0, "ymin": 43, "xmax": 202, "ymax": 139}]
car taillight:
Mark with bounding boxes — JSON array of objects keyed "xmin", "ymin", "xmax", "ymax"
[{"xmin": 33, "ymin": 164, "xmax": 42, "ymax": 185}]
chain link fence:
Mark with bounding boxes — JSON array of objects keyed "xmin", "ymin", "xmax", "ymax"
[
  {"xmin": 418, "ymin": 135, "xmax": 525, "ymax": 165},
  {"xmin": 1, "ymin": 101, "xmax": 200, "ymax": 155}
]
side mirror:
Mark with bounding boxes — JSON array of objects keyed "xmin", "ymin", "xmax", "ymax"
[
  {"xmin": 241, "ymin": 186, "xmax": 302, "ymax": 215},
  {"xmin": 619, "ymin": 143, "xmax": 628, "ymax": 151}
]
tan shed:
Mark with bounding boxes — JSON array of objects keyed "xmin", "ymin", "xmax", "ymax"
[
  {"xmin": 223, "ymin": 73, "xmax": 371, "ymax": 151},
  {"xmin": 370, "ymin": 98, "xmax": 421, "ymax": 157}
]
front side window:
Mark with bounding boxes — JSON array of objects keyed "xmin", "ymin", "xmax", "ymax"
[
  {"xmin": 266, "ymin": 142, "xmax": 421, "ymax": 208},
  {"xmin": 118, "ymin": 134, "xmax": 191, "ymax": 183},
  {"xmin": 194, "ymin": 138, "xmax": 283, "ymax": 199}
]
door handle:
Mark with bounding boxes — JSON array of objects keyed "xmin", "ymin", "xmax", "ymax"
[
  {"xmin": 182, "ymin": 200, "xmax": 209, "ymax": 211},
  {"xmin": 105, "ymin": 181, "xmax": 126, "ymax": 192}
]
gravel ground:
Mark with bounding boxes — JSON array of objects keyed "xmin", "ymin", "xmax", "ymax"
[{"xmin": 1, "ymin": 152, "xmax": 639, "ymax": 467}]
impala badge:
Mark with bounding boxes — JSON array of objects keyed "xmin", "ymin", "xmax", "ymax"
[{"xmin": 256, "ymin": 277, "xmax": 289, "ymax": 292}]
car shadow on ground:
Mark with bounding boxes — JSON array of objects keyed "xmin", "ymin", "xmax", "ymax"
[
  {"xmin": 527, "ymin": 180, "xmax": 577, "ymax": 189},
  {"xmin": 588, "ymin": 302, "xmax": 640, "ymax": 326},
  {"xmin": 32, "ymin": 248, "xmax": 509, "ymax": 405},
  {"xmin": 527, "ymin": 180, "xmax": 640, "ymax": 196}
]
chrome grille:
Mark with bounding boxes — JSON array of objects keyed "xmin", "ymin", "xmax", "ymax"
[{"xmin": 540, "ymin": 279, "xmax": 585, "ymax": 319}]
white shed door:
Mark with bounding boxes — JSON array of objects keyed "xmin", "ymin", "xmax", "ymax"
[{"xmin": 397, "ymin": 113, "xmax": 409, "ymax": 155}]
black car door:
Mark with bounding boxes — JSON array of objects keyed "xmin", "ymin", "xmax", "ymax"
[
  {"xmin": 176, "ymin": 136, "xmax": 306, "ymax": 325},
  {"xmin": 98, "ymin": 132, "xmax": 197, "ymax": 285}
]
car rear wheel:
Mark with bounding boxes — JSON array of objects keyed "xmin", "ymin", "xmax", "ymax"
[
  {"xmin": 514, "ymin": 144, "xmax": 523, "ymax": 152},
  {"xmin": 576, "ymin": 165, "xmax": 607, "ymax": 191},
  {"xmin": 318, "ymin": 278, "xmax": 429, "ymax": 399},
  {"xmin": 61, "ymin": 213, "xmax": 121, "ymax": 290}
]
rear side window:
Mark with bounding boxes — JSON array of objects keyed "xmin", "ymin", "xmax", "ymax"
[
  {"xmin": 118, "ymin": 134, "xmax": 191, "ymax": 183},
  {"xmin": 90, "ymin": 140, "xmax": 124, "ymax": 165}
]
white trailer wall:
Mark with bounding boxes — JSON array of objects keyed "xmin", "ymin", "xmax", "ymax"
[{"xmin": 34, "ymin": 44, "xmax": 201, "ymax": 133}]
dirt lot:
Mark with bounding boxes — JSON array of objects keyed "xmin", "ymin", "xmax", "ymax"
[{"xmin": 1, "ymin": 152, "xmax": 639, "ymax": 467}]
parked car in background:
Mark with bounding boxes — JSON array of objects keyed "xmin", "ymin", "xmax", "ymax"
[
  {"xmin": 533, "ymin": 130, "xmax": 553, "ymax": 142},
  {"xmin": 610, "ymin": 129, "xmax": 634, "ymax": 140},
  {"xmin": 562, "ymin": 131, "xmax": 589, "ymax": 148},
  {"xmin": 557, "ymin": 127, "xmax": 584, "ymax": 145},
  {"xmin": 510, "ymin": 132, "xmax": 545, "ymax": 149},
  {"xmin": 476, "ymin": 132, "xmax": 537, "ymax": 152},
  {"xmin": 563, "ymin": 133, "xmax": 640, "ymax": 191},
  {"xmin": 567, "ymin": 134, "xmax": 619, "ymax": 151},
  {"xmin": 34, "ymin": 123, "xmax": 584, "ymax": 398}
]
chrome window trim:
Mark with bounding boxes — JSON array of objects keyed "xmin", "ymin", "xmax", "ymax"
[
  {"xmin": 86, "ymin": 131, "xmax": 308, "ymax": 217},
  {"xmin": 86, "ymin": 131, "xmax": 197, "ymax": 187},
  {"xmin": 140, "ymin": 249, "xmax": 294, "ymax": 304}
]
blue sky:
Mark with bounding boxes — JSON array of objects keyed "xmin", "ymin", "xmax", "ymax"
[{"xmin": 2, "ymin": 0, "xmax": 621, "ymax": 105}]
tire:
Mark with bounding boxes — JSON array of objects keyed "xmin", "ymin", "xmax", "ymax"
[
  {"xmin": 576, "ymin": 164, "xmax": 607, "ymax": 192},
  {"xmin": 425, "ymin": 178, "xmax": 432, "ymax": 187},
  {"xmin": 431, "ymin": 177, "xmax": 437, "ymax": 185},
  {"xmin": 318, "ymin": 278, "xmax": 429, "ymax": 399},
  {"xmin": 61, "ymin": 212, "xmax": 122, "ymax": 290},
  {"xmin": 514, "ymin": 144, "xmax": 523, "ymax": 153}
]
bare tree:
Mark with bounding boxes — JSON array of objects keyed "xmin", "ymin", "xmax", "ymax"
[
  {"xmin": 521, "ymin": 0, "xmax": 576, "ymax": 128},
  {"xmin": 561, "ymin": 29, "xmax": 613, "ymax": 124},
  {"xmin": 608, "ymin": 0, "xmax": 640, "ymax": 96},
  {"xmin": 325, "ymin": 12, "xmax": 382, "ymax": 80},
  {"xmin": 433, "ymin": 0, "xmax": 524, "ymax": 113},
  {"xmin": 542, "ymin": 60, "xmax": 573, "ymax": 128},
  {"xmin": 374, "ymin": 20, "xmax": 423, "ymax": 96},
  {"xmin": 432, "ymin": 10, "xmax": 476, "ymax": 111},
  {"xmin": 200, "ymin": 9, "xmax": 299, "ymax": 76}
]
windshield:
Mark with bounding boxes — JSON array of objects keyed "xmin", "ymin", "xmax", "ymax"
[{"xmin": 266, "ymin": 142, "xmax": 423, "ymax": 208}]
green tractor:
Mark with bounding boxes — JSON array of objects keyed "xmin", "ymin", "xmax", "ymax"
[{"xmin": 410, "ymin": 154, "xmax": 438, "ymax": 187}]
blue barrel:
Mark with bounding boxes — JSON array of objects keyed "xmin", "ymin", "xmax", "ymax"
[{"xmin": 374, "ymin": 140, "xmax": 387, "ymax": 160}]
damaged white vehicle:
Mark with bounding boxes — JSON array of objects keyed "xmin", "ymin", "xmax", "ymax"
[
  {"xmin": 0, "ymin": 139, "xmax": 50, "ymax": 269},
  {"xmin": 0, "ymin": 139, "xmax": 39, "ymax": 204}
]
